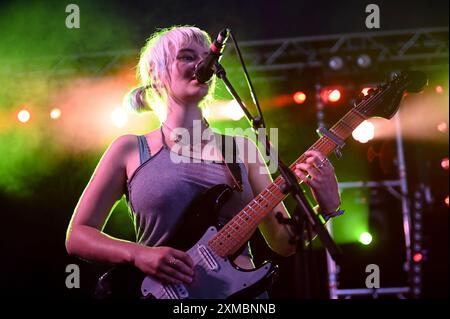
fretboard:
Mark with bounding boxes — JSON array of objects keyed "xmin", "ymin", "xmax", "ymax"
[{"xmin": 208, "ymin": 108, "xmax": 368, "ymax": 257}]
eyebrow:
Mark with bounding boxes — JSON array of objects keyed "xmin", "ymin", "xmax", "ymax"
[{"xmin": 178, "ymin": 48, "xmax": 209, "ymax": 55}]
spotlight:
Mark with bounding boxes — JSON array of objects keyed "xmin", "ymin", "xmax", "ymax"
[
  {"xmin": 445, "ymin": 195, "xmax": 449, "ymax": 207},
  {"xmin": 329, "ymin": 89, "xmax": 341, "ymax": 102},
  {"xmin": 293, "ymin": 91, "xmax": 307, "ymax": 104},
  {"xmin": 435, "ymin": 85, "xmax": 444, "ymax": 94},
  {"xmin": 320, "ymin": 88, "xmax": 342, "ymax": 104},
  {"xmin": 359, "ymin": 232, "xmax": 372, "ymax": 245},
  {"xmin": 17, "ymin": 109, "xmax": 31, "ymax": 123},
  {"xmin": 50, "ymin": 108, "xmax": 62, "ymax": 120},
  {"xmin": 441, "ymin": 158, "xmax": 449, "ymax": 170},
  {"xmin": 352, "ymin": 120, "xmax": 375, "ymax": 143},
  {"xmin": 328, "ymin": 56, "xmax": 344, "ymax": 71},
  {"xmin": 356, "ymin": 54, "xmax": 372, "ymax": 68},
  {"xmin": 111, "ymin": 107, "xmax": 128, "ymax": 128},
  {"xmin": 437, "ymin": 122, "xmax": 448, "ymax": 133},
  {"xmin": 413, "ymin": 252, "xmax": 423, "ymax": 263},
  {"xmin": 203, "ymin": 105, "xmax": 211, "ymax": 119},
  {"xmin": 224, "ymin": 100, "xmax": 245, "ymax": 121}
]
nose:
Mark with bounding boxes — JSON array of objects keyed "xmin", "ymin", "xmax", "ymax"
[{"xmin": 194, "ymin": 59, "xmax": 203, "ymax": 71}]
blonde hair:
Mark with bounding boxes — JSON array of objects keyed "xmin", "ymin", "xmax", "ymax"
[{"xmin": 125, "ymin": 25, "xmax": 215, "ymax": 121}]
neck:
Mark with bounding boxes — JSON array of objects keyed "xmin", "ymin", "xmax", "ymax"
[{"xmin": 164, "ymin": 96, "xmax": 204, "ymax": 129}]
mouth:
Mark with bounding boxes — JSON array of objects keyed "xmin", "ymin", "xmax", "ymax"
[{"xmin": 191, "ymin": 78, "xmax": 210, "ymax": 86}]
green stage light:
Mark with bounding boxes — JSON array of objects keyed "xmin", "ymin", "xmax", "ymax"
[{"xmin": 359, "ymin": 232, "xmax": 373, "ymax": 245}]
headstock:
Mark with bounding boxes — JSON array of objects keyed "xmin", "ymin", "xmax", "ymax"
[{"xmin": 354, "ymin": 71, "xmax": 428, "ymax": 120}]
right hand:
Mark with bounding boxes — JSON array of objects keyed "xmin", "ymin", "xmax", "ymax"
[{"xmin": 132, "ymin": 246, "xmax": 194, "ymax": 284}]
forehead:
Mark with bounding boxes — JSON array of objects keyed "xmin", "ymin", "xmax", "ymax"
[{"xmin": 177, "ymin": 41, "xmax": 209, "ymax": 55}]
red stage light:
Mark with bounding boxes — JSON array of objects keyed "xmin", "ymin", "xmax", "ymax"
[
  {"xmin": 328, "ymin": 89, "xmax": 341, "ymax": 102},
  {"xmin": 435, "ymin": 85, "xmax": 444, "ymax": 94},
  {"xmin": 445, "ymin": 195, "xmax": 449, "ymax": 207},
  {"xmin": 413, "ymin": 253, "xmax": 423, "ymax": 263},
  {"xmin": 441, "ymin": 158, "xmax": 449, "ymax": 170},
  {"xmin": 321, "ymin": 88, "xmax": 342, "ymax": 104},
  {"xmin": 293, "ymin": 91, "xmax": 307, "ymax": 104}
]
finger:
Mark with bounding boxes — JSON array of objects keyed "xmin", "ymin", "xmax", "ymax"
[
  {"xmin": 163, "ymin": 266, "xmax": 193, "ymax": 284},
  {"xmin": 295, "ymin": 169, "xmax": 319, "ymax": 188},
  {"xmin": 294, "ymin": 169, "xmax": 314, "ymax": 186},
  {"xmin": 167, "ymin": 257, "xmax": 195, "ymax": 277},
  {"xmin": 171, "ymin": 249, "xmax": 195, "ymax": 269},
  {"xmin": 304, "ymin": 150, "xmax": 324, "ymax": 159},
  {"xmin": 157, "ymin": 271, "xmax": 183, "ymax": 285},
  {"xmin": 305, "ymin": 156, "xmax": 323, "ymax": 169},
  {"xmin": 296, "ymin": 163, "xmax": 321, "ymax": 178}
]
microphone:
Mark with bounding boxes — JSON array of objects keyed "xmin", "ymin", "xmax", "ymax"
[{"xmin": 194, "ymin": 28, "xmax": 229, "ymax": 83}]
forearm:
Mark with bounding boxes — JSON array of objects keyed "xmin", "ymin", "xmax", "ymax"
[{"xmin": 66, "ymin": 225, "xmax": 140, "ymax": 265}]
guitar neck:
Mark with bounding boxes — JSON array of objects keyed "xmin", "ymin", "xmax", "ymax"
[{"xmin": 208, "ymin": 108, "xmax": 368, "ymax": 257}]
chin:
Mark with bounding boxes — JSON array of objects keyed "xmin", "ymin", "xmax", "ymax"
[{"xmin": 188, "ymin": 88, "xmax": 209, "ymax": 101}]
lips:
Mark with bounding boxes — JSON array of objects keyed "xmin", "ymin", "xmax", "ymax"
[{"xmin": 191, "ymin": 78, "xmax": 209, "ymax": 86}]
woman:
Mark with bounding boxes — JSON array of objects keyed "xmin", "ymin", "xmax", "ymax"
[{"xmin": 65, "ymin": 25, "xmax": 341, "ymax": 298}]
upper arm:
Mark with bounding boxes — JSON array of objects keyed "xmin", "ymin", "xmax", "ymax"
[{"xmin": 67, "ymin": 135, "xmax": 136, "ymax": 233}]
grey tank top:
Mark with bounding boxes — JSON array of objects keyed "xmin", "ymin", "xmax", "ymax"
[{"xmin": 125, "ymin": 134, "xmax": 255, "ymax": 258}]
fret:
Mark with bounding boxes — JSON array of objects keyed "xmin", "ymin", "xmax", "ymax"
[
  {"xmin": 234, "ymin": 213, "xmax": 250, "ymax": 227},
  {"xmin": 223, "ymin": 228, "xmax": 240, "ymax": 245},
  {"xmin": 258, "ymin": 193, "xmax": 272, "ymax": 208},
  {"xmin": 245, "ymin": 208, "xmax": 260, "ymax": 223},
  {"xmin": 265, "ymin": 188, "xmax": 279, "ymax": 203},
  {"xmin": 223, "ymin": 221, "xmax": 244, "ymax": 239},
  {"xmin": 252, "ymin": 198, "xmax": 265, "ymax": 211},
  {"xmin": 320, "ymin": 136, "xmax": 337, "ymax": 150},
  {"xmin": 349, "ymin": 108, "xmax": 367, "ymax": 121},
  {"xmin": 246, "ymin": 204, "xmax": 260, "ymax": 217},
  {"xmin": 238, "ymin": 211, "xmax": 258, "ymax": 227},
  {"xmin": 333, "ymin": 119, "xmax": 354, "ymax": 137},
  {"xmin": 338, "ymin": 117, "xmax": 355, "ymax": 133},
  {"xmin": 240, "ymin": 209, "xmax": 254, "ymax": 222}
]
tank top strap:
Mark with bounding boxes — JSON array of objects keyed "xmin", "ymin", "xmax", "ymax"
[{"xmin": 137, "ymin": 135, "xmax": 151, "ymax": 165}]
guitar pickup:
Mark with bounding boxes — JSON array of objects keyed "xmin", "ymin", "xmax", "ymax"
[{"xmin": 198, "ymin": 245, "xmax": 219, "ymax": 271}]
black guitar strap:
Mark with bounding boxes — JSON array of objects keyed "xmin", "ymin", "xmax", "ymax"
[{"xmin": 218, "ymin": 134, "xmax": 243, "ymax": 192}]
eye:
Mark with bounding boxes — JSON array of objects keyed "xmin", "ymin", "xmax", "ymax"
[{"xmin": 177, "ymin": 55, "xmax": 195, "ymax": 62}]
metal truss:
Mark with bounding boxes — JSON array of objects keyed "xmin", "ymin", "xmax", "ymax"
[
  {"xmin": 3, "ymin": 27, "xmax": 448, "ymax": 80},
  {"xmin": 225, "ymin": 26, "xmax": 449, "ymax": 74}
]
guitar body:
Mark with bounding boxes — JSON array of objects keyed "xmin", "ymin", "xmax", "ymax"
[{"xmin": 95, "ymin": 184, "xmax": 279, "ymax": 299}]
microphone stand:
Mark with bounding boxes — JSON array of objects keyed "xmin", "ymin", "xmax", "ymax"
[{"xmin": 214, "ymin": 61, "xmax": 343, "ymax": 299}]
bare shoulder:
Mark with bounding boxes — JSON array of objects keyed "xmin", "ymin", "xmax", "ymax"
[
  {"xmin": 113, "ymin": 130, "xmax": 162, "ymax": 179},
  {"xmin": 107, "ymin": 134, "xmax": 140, "ymax": 162}
]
